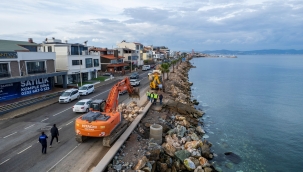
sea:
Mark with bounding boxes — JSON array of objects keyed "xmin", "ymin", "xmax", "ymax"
[{"xmin": 188, "ymin": 55, "xmax": 303, "ymax": 172}]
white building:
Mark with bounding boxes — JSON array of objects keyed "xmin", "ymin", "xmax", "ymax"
[
  {"xmin": 116, "ymin": 41, "xmax": 144, "ymax": 66},
  {"xmin": 39, "ymin": 38, "xmax": 101, "ymax": 84}
]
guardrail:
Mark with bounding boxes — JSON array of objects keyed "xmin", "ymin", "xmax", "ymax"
[{"xmin": 0, "ymin": 91, "xmax": 63, "ymax": 116}]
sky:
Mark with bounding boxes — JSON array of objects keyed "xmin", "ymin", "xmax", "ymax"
[{"xmin": 0, "ymin": 0, "xmax": 302, "ymax": 51}]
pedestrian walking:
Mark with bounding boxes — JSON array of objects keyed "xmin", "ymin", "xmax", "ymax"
[
  {"xmin": 39, "ymin": 132, "xmax": 48, "ymax": 154},
  {"xmin": 158, "ymin": 84, "xmax": 163, "ymax": 91},
  {"xmin": 159, "ymin": 93, "xmax": 163, "ymax": 105},
  {"xmin": 153, "ymin": 92, "xmax": 158, "ymax": 105},
  {"xmin": 50, "ymin": 124, "xmax": 60, "ymax": 148},
  {"xmin": 146, "ymin": 90, "xmax": 150, "ymax": 101},
  {"xmin": 150, "ymin": 92, "xmax": 154, "ymax": 103}
]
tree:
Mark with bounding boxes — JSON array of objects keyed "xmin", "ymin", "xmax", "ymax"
[
  {"xmin": 171, "ymin": 60, "xmax": 177, "ymax": 72},
  {"xmin": 159, "ymin": 63, "xmax": 170, "ymax": 81}
]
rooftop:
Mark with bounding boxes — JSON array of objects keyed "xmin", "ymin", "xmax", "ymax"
[{"xmin": 0, "ymin": 39, "xmax": 38, "ymax": 52}]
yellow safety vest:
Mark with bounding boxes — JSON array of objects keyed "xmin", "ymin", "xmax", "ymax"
[
  {"xmin": 150, "ymin": 94, "xmax": 154, "ymax": 98},
  {"xmin": 147, "ymin": 92, "xmax": 150, "ymax": 96},
  {"xmin": 154, "ymin": 94, "xmax": 158, "ymax": 99}
]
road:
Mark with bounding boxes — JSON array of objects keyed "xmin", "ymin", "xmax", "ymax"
[{"xmin": 0, "ymin": 71, "xmax": 151, "ymax": 172}]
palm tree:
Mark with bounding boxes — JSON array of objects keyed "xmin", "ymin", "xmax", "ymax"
[
  {"xmin": 171, "ymin": 60, "xmax": 177, "ymax": 72},
  {"xmin": 160, "ymin": 63, "xmax": 170, "ymax": 81}
]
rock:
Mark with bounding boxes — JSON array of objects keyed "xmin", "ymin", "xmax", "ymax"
[
  {"xmin": 200, "ymin": 144, "xmax": 211, "ymax": 159},
  {"xmin": 185, "ymin": 140, "xmax": 203, "ymax": 149},
  {"xmin": 196, "ymin": 126, "xmax": 205, "ymax": 134},
  {"xmin": 204, "ymin": 167, "xmax": 213, "ymax": 172},
  {"xmin": 133, "ymin": 156, "xmax": 148, "ymax": 170},
  {"xmin": 176, "ymin": 125, "xmax": 187, "ymax": 137},
  {"xmin": 190, "ymin": 133, "xmax": 200, "ymax": 141},
  {"xmin": 183, "ymin": 119, "xmax": 191, "ymax": 128},
  {"xmin": 198, "ymin": 157, "xmax": 208, "ymax": 166},
  {"xmin": 142, "ymin": 167, "xmax": 151, "ymax": 172},
  {"xmin": 113, "ymin": 164, "xmax": 122, "ymax": 171},
  {"xmin": 194, "ymin": 166, "xmax": 204, "ymax": 172},
  {"xmin": 183, "ymin": 158, "xmax": 196, "ymax": 171},
  {"xmin": 162, "ymin": 143, "xmax": 176, "ymax": 157},
  {"xmin": 225, "ymin": 162, "xmax": 234, "ymax": 169},
  {"xmin": 189, "ymin": 157, "xmax": 200, "ymax": 167},
  {"xmin": 175, "ymin": 115, "xmax": 186, "ymax": 121},
  {"xmin": 145, "ymin": 123, "xmax": 152, "ymax": 128},
  {"xmin": 146, "ymin": 149, "xmax": 161, "ymax": 161},
  {"xmin": 175, "ymin": 150, "xmax": 191, "ymax": 162},
  {"xmin": 167, "ymin": 128, "xmax": 176, "ymax": 136},
  {"xmin": 224, "ymin": 152, "xmax": 242, "ymax": 164},
  {"xmin": 156, "ymin": 161, "xmax": 168, "ymax": 172}
]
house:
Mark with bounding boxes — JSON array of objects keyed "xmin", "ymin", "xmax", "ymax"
[
  {"xmin": 0, "ymin": 38, "xmax": 67, "ymax": 102},
  {"xmin": 39, "ymin": 38, "xmax": 100, "ymax": 84},
  {"xmin": 116, "ymin": 40, "xmax": 144, "ymax": 66},
  {"xmin": 89, "ymin": 47, "xmax": 127, "ymax": 73}
]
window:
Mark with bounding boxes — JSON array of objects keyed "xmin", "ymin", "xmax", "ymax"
[
  {"xmin": 72, "ymin": 60, "xmax": 82, "ymax": 65},
  {"xmin": 0, "ymin": 63, "xmax": 10, "ymax": 77},
  {"xmin": 26, "ymin": 61, "xmax": 46, "ymax": 74},
  {"xmin": 128, "ymin": 56, "xmax": 138, "ymax": 60},
  {"xmin": 93, "ymin": 59, "xmax": 99, "ymax": 67},
  {"xmin": 71, "ymin": 46, "xmax": 88, "ymax": 55},
  {"xmin": 48, "ymin": 46, "xmax": 52, "ymax": 52},
  {"xmin": 85, "ymin": 58, "xmax": 93, "ymax": 68}
]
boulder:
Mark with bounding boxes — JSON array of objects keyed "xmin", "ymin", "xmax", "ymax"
[
  {"xmin": 204, "ymin": 167, "xmax": 213, "ymax": 172},
  {"xmin": 175, "ymin": 150, "xmax": 191, "ymax": 162},
  {"xmin": 176, "ymin": 125, "xmax": 187, "ymax": 137},
  {"xmin": 190, "ymin": 133, "xmax": 200, "ymax": 141},
  {"xmin": 146, "ymin": 149, "xmax": 161, "ymax": 161},
  {"xmin": 196, "ymin": 126, "xmax": 205, "ymax": 134},
  {"xmin": 156, "ymin": 161, "xmax": 168, "ymax": 172},
  {"xmin": 184, "ymin": 158, "xmax": 196, "ymax": 171},
  {"xmin": 189, "ymin": 157, "xmax": 200, "ymax": 167},
  {"xmin": 198, "ymin": 157, "xmax": 208, "ymax": 166},
  {"xmin": 185, "ymin": 140, "xmax": 203, "ymax": 149},
  {"xmin": 133, "ymin": 156, "xmax": 148, "ymax": 170},
  {"xmin": 162, "ymin": 143, "xmax": 176, "ymax": 157}
]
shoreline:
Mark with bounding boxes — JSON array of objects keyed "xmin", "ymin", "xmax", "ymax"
[{"xmin": 106, "ymin": 58, "xmax": 218, "ymax": 171}]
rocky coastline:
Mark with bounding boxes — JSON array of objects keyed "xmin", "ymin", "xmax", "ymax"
[{"xmin": 106, "ymin": 59, "xmax": 218, "ymax": 172}]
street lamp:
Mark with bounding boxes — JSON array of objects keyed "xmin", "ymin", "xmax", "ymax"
[{"xmin": 78, "ymin": 44, "xmax": 82, "ymax": 87}]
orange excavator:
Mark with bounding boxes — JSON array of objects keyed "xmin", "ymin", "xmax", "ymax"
[{"xmin": 75, "ymin": 77, "xmax": 140, "ymax": 147}]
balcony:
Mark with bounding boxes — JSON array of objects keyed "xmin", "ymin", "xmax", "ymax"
[
  {"xmin": 0, "ymin": 71, "xmax": 11, "ymax": 78},
  {"xmin": 27, "ymin": 69, "xmax": 46, "ymax": 74}
]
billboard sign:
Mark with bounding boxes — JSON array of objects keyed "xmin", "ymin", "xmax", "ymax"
[{"xmin": 0, "ymin": 77, "xmax": 51, "ymax": 102}]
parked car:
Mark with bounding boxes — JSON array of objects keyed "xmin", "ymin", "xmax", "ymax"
[
  {"xmin": 130, "ymin": 72, "xmax": 139, "ymax": 79},
  {"xmin": 102, "ymin": 73, "xmax": 111, "ymax": 76},
  {"xmin": 130, "ymin": 79, "xmax": 140, "ymax": 86},
  {"xmin": 78, "ymin": 84, "xmax": 95, "ymax": 95},
  {"xmin": 72, "ymin": 99, "xmax": 92, "ymax": 113},
  {"xmin": 142, "ymin": 65, "xmax": 151, "ymax": 71},
  {"xmin": 59, "ymin": 88, "xmax": 80, "ymax": 103}
]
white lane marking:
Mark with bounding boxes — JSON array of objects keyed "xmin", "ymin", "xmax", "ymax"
[
  {"xmin": 24, "ymin": 124, "xmax": 35, "ymax": 129},
  {"xmin": 46, "ymin": 144, "xmax": 80, "ymax": 172},
  {"xmin": 17, "ymin": 145, "xmax": 32, "ymax": 154},
  {"xmin": 0, "ymin": 159, "xmax": 10, "ymax": 165},
  {"xmin": 53, "ymin": 108, "xmax": 71, "ymax": 116},
  {"xmin": 3, "ymin": 132, "xmax": 17, "ymax": 138},
  {"xmin": 58, "ymin": 127, "xmax": 62, "ymax": 130},
  {"xmin": 65, "ymin": 121, "xmax": 73, "ymax": 126},
  {"xmin": 41, "ymin": 118, "xmax": 49, "ymax": 122}
]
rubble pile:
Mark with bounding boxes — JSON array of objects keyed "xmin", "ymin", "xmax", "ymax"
[{"xmin": 117, "ymin": 101, "xmax": 144, "ymax": 122}]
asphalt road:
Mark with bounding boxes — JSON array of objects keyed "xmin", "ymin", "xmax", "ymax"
[{"xmin": 0, "ymin": 70, "xmax": 151, "ymax": 172}]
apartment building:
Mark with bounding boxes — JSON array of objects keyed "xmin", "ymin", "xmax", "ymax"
[
  {"xmin": 39, "ymin": 38, "xmax": 100, "ymax": 84},
  {"xmin": 0, "ymin": 39, "xmax": 67, "ymax": 102},
  {"xmin": 116, "ymin": 40, "xmax": 144, "ymax": 66}
]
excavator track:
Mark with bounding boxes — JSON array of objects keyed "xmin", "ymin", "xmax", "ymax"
[{"xmin": 103, "ymin": 119, "xmax": 129, "ymax": 147}]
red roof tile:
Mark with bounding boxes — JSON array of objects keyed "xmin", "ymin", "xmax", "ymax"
[{"xmin": 101, "ymin": 54, "xmax": 124, "ymax": 60}]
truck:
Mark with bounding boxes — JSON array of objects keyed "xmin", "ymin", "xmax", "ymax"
[{"xmin": 148, "ymin": 70, "xmax": 162, "ymax": 90}]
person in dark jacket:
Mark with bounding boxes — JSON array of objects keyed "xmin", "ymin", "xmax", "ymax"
[
  {"xmin": 159, "ymin": 93, "xmax": 163, "ymax": 105},
  {"xmin": 39, "ymin": 132, "xmax": 48, "ymax": 154},
  {"xmin": 50, "ymin": 124, "xmax": 60, "ymax": 148}
]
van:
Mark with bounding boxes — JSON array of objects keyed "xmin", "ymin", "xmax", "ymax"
[
  {"xmin": 78, "ymin": 84, "xmax": 95, "ymax": 95},
  {"xmin": 59, "ymin": 88, "xmax": 80, "ymax": 103},
  {"xmin": 142, "ymin": 65, "xmax": 151, "ymax": 71}
]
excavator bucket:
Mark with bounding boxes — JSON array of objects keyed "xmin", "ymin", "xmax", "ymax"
[{"xmin": 129, "ymin": 87, "xmax": 140, "ymax": 99}]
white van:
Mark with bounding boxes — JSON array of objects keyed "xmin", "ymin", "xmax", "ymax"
[
  {"xmin": 142, "ymin": 65, "xmax": 151, "ymax": 71},
  {"xmin": 59, "ymin": 88, "xmax": 80, "ymax": 103}
]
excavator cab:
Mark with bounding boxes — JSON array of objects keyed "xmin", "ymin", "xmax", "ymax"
[{"xmin": 89, "ymin": 99, "xmax": 106, "ymax": 112}]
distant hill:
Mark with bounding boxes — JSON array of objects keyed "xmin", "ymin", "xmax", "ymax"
[{"xmin": 198, "ymin": 49, "xmax": 303, "ymax": 55}]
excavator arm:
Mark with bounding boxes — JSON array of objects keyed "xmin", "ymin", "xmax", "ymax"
[{"xmin": 104, "ymin": 77, "xmax": 140, "ymax": 113}]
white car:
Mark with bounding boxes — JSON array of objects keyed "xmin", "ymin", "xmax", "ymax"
[
  {"xmin": 78, "ymin": 84, "xmax": 95, "ymax": 96},
  {"xmin": 73, "ymin": 99, "xmax": 92, "ymax": 113},
  {"xmin": 130, "ymin": 79, "xmax": 140, "ymax": 86},
  {"xmin": 59, "ymin": 89, "xmax": 80, "ymax": 103}
]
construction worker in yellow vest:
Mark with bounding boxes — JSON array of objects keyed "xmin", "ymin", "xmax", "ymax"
[
  {"xmin": 150, "ymin": 92, "xmax": 154, "ymax": 103},
  {"xmin": 153, "ymin": 93, "xmax": 158, "ymax": 104},
  {"xmin": 146, "ymin": 91, "xmax": 150, "ymax": 101}
]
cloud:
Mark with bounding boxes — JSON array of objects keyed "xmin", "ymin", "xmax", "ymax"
[{"xmin": 0, "ymin": 0, "xmax": 302, "ymax": 51}]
